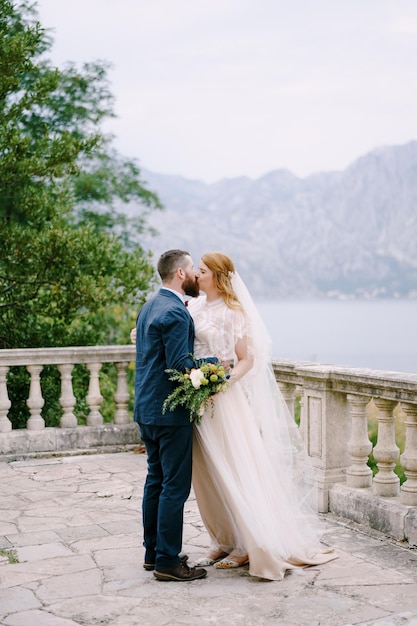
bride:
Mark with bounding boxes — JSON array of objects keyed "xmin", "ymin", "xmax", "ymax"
[{"xmin": 187, "ymin": 251, "xmax": 337, "ymax": 581}]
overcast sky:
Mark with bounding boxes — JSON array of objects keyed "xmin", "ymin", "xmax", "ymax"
[{"xmin": 36, "ymin": 0, "xmax": 417, "ymax": 183}]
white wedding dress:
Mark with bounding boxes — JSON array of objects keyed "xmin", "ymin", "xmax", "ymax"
[{"xmin": 187, "ymin": 292, "xmax": 337, "ymax": 581}]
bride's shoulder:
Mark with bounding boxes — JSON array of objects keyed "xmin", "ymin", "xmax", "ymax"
[
  {"xmin": 219, "ymin": 302, "xmax": 245, "ymax": 325},
  {"xmin": 228, "ymin": 306, "xmax": 248, "ymax": 329}
]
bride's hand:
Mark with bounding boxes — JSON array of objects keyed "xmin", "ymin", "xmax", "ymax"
[
  {"xmin": 130, "ymin": 328, "xmax": 136, "ymax": 344},
  {"xmin": 220, "ymin": 360, "xmax": 234, "ymax": 384}
]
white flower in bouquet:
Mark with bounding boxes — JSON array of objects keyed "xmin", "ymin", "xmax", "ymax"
[{"xmin": 190, "ymin": 368, "xmax": 203, "ymax": 389}]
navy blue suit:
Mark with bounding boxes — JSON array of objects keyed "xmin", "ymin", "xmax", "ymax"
[{"xmin": 134, "ymin": 289, "xmax": 197, "ymax": 569}]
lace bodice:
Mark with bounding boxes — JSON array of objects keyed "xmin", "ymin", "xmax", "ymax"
[{"xmin": 187, "ymin": 296, "xmax": 248, "ymax": 361}]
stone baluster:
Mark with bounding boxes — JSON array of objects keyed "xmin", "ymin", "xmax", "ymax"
[
  {"xmin": 278, "ymin": 382, "xmax": 297, "ymax": 419},
  {"xmin": 0, "ymin": 366, "xmax": 12, "ymax": 433},
  {"xmin": 58, "ymin": 363, "xmax": 77, "ymax": 428},
  {"xmin": 372, "ymin": 398, "xmax": 400, "ymax": 496},
  {"xmin": 114, "ymin": 361, "xmax": 131, "ymax": 424},
  {"xmin": 346, "ymin": 394, "xmax": 373, "ymax": 488},
  {"xmin": 399, "ymin": 402, "xmax": 417, "ymax": 505},
  {"xmin": 86, "ymin": 362, "xmax": 103, "ymax": 426},
  {"xmin": 26, "ymin": 365, "xmax": 45, "ymax": 430}
]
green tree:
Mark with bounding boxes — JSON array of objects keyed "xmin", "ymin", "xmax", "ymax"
[
  {"xmin": 0, "ymin": 1, "xmax": 162, "ymax": 426},
  {"xmin": 0, "ymin": 0, "xmax": 161, "ymax": 349}
]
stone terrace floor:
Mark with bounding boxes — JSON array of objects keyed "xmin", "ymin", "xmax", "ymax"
[{"xmin": 1, "ymin": 451, "xmax": 417, "ymax": 626}]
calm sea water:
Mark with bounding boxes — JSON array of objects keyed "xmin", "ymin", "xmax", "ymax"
[{"xmin": 255, "ymin": 299, "xmax": 417, "ymax": 375}]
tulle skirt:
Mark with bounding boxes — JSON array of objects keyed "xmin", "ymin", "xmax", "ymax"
[{"xmin": 192, "ymin": 382, "xmax": 337, "ymax": 581}]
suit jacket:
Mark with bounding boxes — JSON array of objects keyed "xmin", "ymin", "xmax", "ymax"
[{"xmin": 134, "ymin": 288, "xmax": 196, "ymax": 426}]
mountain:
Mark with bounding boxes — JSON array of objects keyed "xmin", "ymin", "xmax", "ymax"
[{"xmin": 134, "ymin": 141, "xmax": 417, "ymax": 299}]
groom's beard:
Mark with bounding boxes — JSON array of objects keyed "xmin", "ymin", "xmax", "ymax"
[{"xmin": 183, "ymin": 276, "xmax": 200, "ymax": 298}]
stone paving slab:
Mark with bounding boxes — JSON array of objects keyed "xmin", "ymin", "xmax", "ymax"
[{"xmin": 0, "ymin": 451, "xmax": 417, "ymax": 625}]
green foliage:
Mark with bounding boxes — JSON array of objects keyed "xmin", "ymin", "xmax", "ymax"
[
  {"xmin": 0, "ymin": 1, "xmax": 162, "ymax": 427},
  {"xmin": 6, "ymin": 367, "xmax": 30, "ymax": 429},
  {"xmin": 294, "ymin": 394, "xmax": 301, "ymax": 426},
  {"xmin": 73, "ymin": 150, "xmax": 162, "ymax": 248},
  {"xmin": 0, "ymin": 549, "xmax": 19, "ymax": 564},
  {"xmin": 0, "ymin": 0, "xmax": 160, "ymax": 350}
]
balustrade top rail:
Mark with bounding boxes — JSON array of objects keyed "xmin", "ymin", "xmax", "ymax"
[
  {"xmin": 0, "ymin": 345, "xmax": 136, "ymax": 367},
  {"xmin": 272, "ymin": 358, "xmax": 417, "ymax": 402}
]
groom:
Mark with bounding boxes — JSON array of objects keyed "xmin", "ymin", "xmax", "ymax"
[{"xmin": 134, "ymin": 249, "xmax": 207, "ymax": 582}]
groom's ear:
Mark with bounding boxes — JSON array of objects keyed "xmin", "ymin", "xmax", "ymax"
[{"xmin": 177, "ymin": 267, "xmax": 185, "ymax": 279}]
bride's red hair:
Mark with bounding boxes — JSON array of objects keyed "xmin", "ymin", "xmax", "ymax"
[{"xmin": 201, "ymin": 252, "xmax": 243, "ymax": 312}]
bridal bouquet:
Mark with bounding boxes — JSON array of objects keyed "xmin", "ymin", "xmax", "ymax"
[{"xmin": 163, "ymin": 360, "xmax": 230, "ymax": 425}]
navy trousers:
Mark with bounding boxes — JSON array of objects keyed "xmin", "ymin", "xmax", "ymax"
[{"xmin": 139, "ymin": 423, "xmax": 193, "ymax": 569}]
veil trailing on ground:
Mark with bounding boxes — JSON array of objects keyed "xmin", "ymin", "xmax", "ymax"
[{"xmin": 230, "ymin": 271, "xmax": 322, "ymax": 540}]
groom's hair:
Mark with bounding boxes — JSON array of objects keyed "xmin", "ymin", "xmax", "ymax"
[{"xmin": 157, "ymin": 249, "xmax": 190, "ymax": 282}]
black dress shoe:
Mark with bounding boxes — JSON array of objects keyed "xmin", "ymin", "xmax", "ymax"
[
  {"xmin": 153, "ymin": 561, "xmax": 207, "ymax": 582},
  {"xmin": 143, "ymin": 552, "xmax": 188, "ymax": 572}
]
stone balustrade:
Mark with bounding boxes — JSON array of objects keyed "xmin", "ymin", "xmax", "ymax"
[
  {"xmin": 272, "ymin": 358, "xmax": 417, "ymax": 546},
  {"xmin": 0, "ymin": 346, "xmax": 416, "ymax": 545},
  {"xmin": 0, "ymin": 345, "xmax": 138, "ymax": 457}
]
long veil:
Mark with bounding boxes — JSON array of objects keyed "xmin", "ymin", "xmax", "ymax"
[{"xmin": 230, "ymin": 271, "xmax": 322, "ymax": 543}]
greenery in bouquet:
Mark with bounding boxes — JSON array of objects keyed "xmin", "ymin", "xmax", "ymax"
[{"xmin": 163, "ymin": 359, "xmax": 230, "ymax": 425}]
